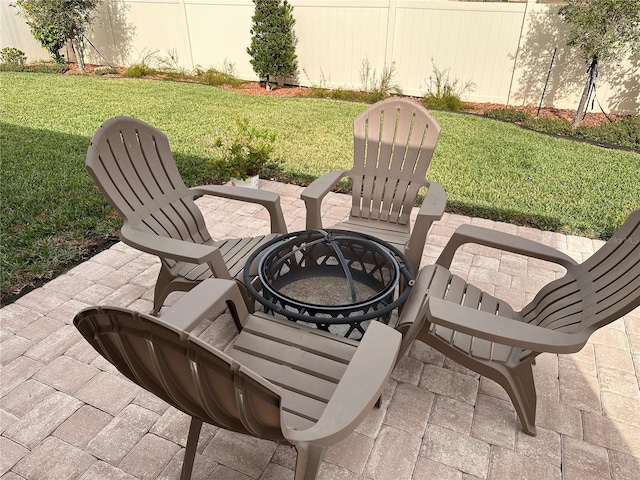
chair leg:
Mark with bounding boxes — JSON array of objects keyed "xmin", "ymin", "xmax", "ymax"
[
  {"xmin": 500, "ymin": 362, "xmax": 538, "ymax": 436},
  {"xmin": 152, "ymin": 265, "xmax": 174, "ymax": 315},
  {"xmin": 181, "ymin": 418, "xmax": 203, "ymax": 480},
  {"xmin": 294, "ymin": 442, "xmax": 327, "ymax": 480}
]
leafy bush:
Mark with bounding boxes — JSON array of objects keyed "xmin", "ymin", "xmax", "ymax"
[
  {"xmin": 93, "ymin": 66, "xmax": 119, "ymax": 76},
  {"xmin": 0, "ymin": 47, "xmax": 27, "ymax": 65},
  {"xmin": 197, "ymin": 68, "xmax": 243, "ymax": 88},
  {"xmin": 212, "ymin": 118, "xmax": 279, "ymax": 179},
  {"xmin": 422, "ymin": 64, "xmax": 474, "ymax": 111},
  {"xmin": 576, "ymin": 117, "xmax": 640, "ymax": 151},
  {"xmin": 483, "ymin": 107, "xmax": 532, "ymax": 123},
  {"xmin": 247, "ymin": 0, "xmax": 298, "ymax": 88},
  {"xmin": 0, "ymin": 63, "xmax": 27, "ymax": 72},
  {"xmin": 14, "ymin": 0, "xmax": 100, "ymax": 67},
  {"xmin": 522, "ymin": 116, "xmax": 574, "ymax": 136},
  {"xmin": 123, "ymin": 63, "xmax": 157, "ymax": 78}
]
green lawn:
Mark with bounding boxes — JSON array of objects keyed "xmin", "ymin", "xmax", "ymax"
[{"xmin": 1, "ymin": 73, "xmax": 638, "ymax": 300}]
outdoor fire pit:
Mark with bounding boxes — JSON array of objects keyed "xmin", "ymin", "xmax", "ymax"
[{"xmin": 243, "ymin": 229, "xmax": 415, "ymax": 339}]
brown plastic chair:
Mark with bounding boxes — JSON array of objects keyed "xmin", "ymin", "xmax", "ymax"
[
  {"xmin": 301, "ymin": 97, "xmax": 446, "ymax": 272},
  {"xmin": 396, "ymin": 209, "xmax": 640, "ymax": 435},
  {"xmin": 74, "ymin": 278, "xmax": 401, "ymax": 480},
  {"xmin": 86, "ymin": 116, "xmax": 288, "ymax": 314}
]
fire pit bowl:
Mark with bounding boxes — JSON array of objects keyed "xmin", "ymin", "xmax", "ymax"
[{"xmin": 243, "ymin": 229, "xmax": 415, "ymax": 339}]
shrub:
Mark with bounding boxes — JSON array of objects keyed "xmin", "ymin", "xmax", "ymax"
[
  {"xmin": 360, "ymin": 59, "xmax": 402, "ymax": 103},
  {"xmin": 0, "ymin": 63, "xmax": 28, "ymax": 72},
  {"xmin": 197, "ymin": 68, "xmax": 243, "ymax": 88},
  {"xmin": 422, "ymin": 64, "xmax": 474, "ymax": 111},
  {"xmin": 212, "ymin": 118, "xmax": 279, "ymax": 179},
  {"xmin": 123, "ymin": 50, "xmax": 159, "ymax": 78},
  {"xmin": 483, "ymin": 107, "xmax": 532, "ymax": 123},
  {"xmin": 247, "ymin": 0, "xmax": 298, "ymax": 89},
  {"xmin": 14, "ymin": 0, "xmax": 100, "ymax": 68},
  {"xmin": 522, "ymin": 116, "xmax": 574, "ymax": 136},
  {"xmin": 93, "ymin": 66, "xmax": 119, "ymax": 76},
  {"xmin": 576, "ymin": 116, "xmax": 640, "ymax": 151},
  {"xmin": 0, "ymin": 47, "xmax": 27, "ymax": 65}
]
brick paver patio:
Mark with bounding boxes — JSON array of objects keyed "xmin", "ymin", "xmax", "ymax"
[{"xmin": 1, "ymin": 180, "xmax": 638, "ymax": 479}]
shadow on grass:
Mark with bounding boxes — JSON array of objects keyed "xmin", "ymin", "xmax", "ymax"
[{"xmin": 0, "ymin": 122, "xmax": 221, "ymax": 304}]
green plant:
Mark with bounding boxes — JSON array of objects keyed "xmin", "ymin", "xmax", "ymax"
[
  {"xmin": 197, "ymin": 67, "xmax": 243, "ymax": 88},
  {"xmin": 576, "ymin": 116, "xmax": 640, "ymax": 150},
  {"xmin": 247, "ymin": 0, "xmax": 298, "ymax": 89},
  {"xmin": 359, "ymin": 58, "xmax": 402, "ymax": 103},
  {"xmin": 212, "ymin": 118, "xmax": 278, "ymax": 179},
  {"xmin": 0, "ymin": 47, "xmax": 27, "ymax": 65},
  {"xmin": 483, "ymin": 108, "xmax": 532, "ymax": 123},
  {"xmin": 521, "ymin": 116, "xmax": 574, "ymax": 136},
  {"xmin": 422, "ymin": 64, "xmax": 474, "ymax": 111},
  {"xmin": 29, "ymin": 62, "xmax": 69, "ymax": 74},
  {"xmin": 158, "ymin": 48, "xmax": 192, "ymax": 79},
  {"xmin": 558, "ymin": 0, "xmax": 640, "ymax": 126},
  {"xmin": 93, "ymin": 66, "xmax": 119, "ymax": 75},
  {"xmin": 14, "ymin": 0, "xmax": 101, "ymax": 68},
  {"xmin": 123, "ymin": 50, "xmax": 159, "ymax": 78}
]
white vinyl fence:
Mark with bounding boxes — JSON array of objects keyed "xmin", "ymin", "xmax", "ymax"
[{"xmin": 1, "ymin": 0, "xmax": 638, "ymax": 114}]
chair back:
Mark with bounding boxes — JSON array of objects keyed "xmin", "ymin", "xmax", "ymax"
[
  {"xmin": 74, "ymin": 306, "xmax": 285, "ymax": 440},
  {"xmin": 86, "ymin": 116, "xmax": 212, "ymax": 245},
  {"xmin": 350, "ymin": 98, "xmax": 441, "ymax": 227},
  {"xmin": 522, "ymin": 209, "xmax": 640, "ymax": 350}
]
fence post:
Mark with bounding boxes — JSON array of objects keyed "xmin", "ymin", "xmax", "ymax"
[
  {"xmin": 384, "ymin": 0, "xmax": 398, "ymax": 67},
  {"xmin": 507, "ymin": 0, "xmax": 536, "ymax": 105},
  {"xmin": 178, "ymin": 0, "xmax": 195, "ymax": 70}
]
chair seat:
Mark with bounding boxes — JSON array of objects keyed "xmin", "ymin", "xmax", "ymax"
[
  {"xmin": 170, "ymin": 234, "xmax": 281, "ymax": 281},
  {"xmin": 228, "ymin": 312, "xmax": 361, "ymax": 431},
  {"xmin": 399, "ymin": 264, "xmax": 517, "ymax": 363},
  {"xmin": 331, "ymin": 218, "xmax": 411, "ymax": 257}
]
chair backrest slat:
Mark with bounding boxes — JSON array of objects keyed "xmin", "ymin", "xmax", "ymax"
[
  {"xmin": 350, "ymin": 98, "xmax": 441, "ymax": 226},
  {"xmin": 86, "ymin": 117, "xmax": 212, "ymax": 245},
  {"xmin": 74, "ymin": 307, "xmax": 284, "ymax": 441},
  {"xmin": 522, "ymin": 209, "xmax": 640, "ymax": 337}
]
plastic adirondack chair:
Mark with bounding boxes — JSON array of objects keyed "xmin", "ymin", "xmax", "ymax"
[
  {"xmin": 86, "ymin": 116, "xmax": 288, "ymax": 314},
  {"xmin": 301, "ymin": 97, "xmax": 446, "ymax": 272},
  {"xmin": 74, "ymin": 278, "xmax": 401, "ymax": 480},
  {"xmin": 396, "ymin": 209, "xmax": 640, "ymax": 436}
]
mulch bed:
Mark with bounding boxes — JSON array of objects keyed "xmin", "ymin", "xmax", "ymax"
[{"xmin": 67, "ymin": 63, "xmax": 615, "ymax": 128}]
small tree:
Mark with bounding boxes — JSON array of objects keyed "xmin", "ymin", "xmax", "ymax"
[
  {"xmin": 247, "ymin": 0, "xmax": 297, "ymax": 89},
  {"xmin": 14, "ymin": 0, "xmax": 101, "ymax": 70},
  {"xmin": 558, "ymin": 0, "xmax": 640, "ymax": 127}
]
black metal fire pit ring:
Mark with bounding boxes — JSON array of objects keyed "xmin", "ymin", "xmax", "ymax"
[{"xmin": 243, "ymin": 229, "xmax": 415, "ymax": 337}]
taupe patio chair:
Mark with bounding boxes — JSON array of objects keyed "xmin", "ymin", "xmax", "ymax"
[
  {"xmin": 396, "ymin": 209, "xmax": 640, "ymax": 436},
  {"xmin": 74, "ymin": 278, "xmax": 401, "ymax": 480},
  {"xmin": 301, "ymin": 97, "xmax": 446, "ymax": 272},
  {"xmin": 86, "ymin": 116, "xmax": 288, "ymax": 314}
]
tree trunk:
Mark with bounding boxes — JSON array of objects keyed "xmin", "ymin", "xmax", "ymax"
[
  {"xmin": 265, "ymin": 74, "xmax": 271, "ymax": 90},
  {"xmin": 572, "ymin": 55, "xmax": 598, "ymax": 127},
  {"xmin": 72, "ymin": 39, "xmax": 86, "ymax": 71}
]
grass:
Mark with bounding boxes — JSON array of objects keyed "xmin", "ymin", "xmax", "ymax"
[{"xmin": 1, "ymin": 72, "xmax": 638, "ymax": 301}]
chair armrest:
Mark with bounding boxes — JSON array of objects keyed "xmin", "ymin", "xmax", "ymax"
[
  {"xmin": 436, "ymin": 224, "xmax": 579, "ymax": 270},
  {"xmin": 282, "ymin": 322, "xmax": 401, "ymax": 446},
  {"xmin": 161, "ymin": 278, "xmax": 249, "ymax": 337},
  {"xmin": 406, "ymin": 181, "xmax": 447, "ymax": 265},
  {"xmin": 120, "ymin": 224, "xmax": 230, "ymax": 278},
  {"xmin": 191, "ymin": 185, "xmax": 288, "ymax": 234},
  {"xmin": 300, "ymin": 170, "xmax": 350, "ymax": 229},
  {"xmin": 426, "ymin": 297, "xmax": 587, "ymax": 354}
]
